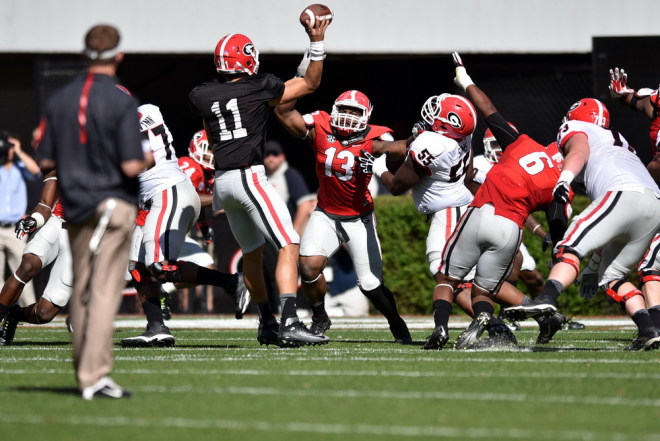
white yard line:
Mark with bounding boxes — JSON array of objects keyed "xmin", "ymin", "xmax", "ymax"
[
  {"xmin": 3, "ymin": 367, "xmax": 660, "ymax": 381},
  {"xmin": 21, "ymin": 315, "xmax": 637, "ymax": 330},
  {"xmin": 0, "ymin": 413, "xmax": 657, "ymax": 441}
]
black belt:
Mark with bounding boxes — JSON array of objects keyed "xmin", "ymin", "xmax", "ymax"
[{"xmin": 0, "ymin": 222, "xmax": 15, "ymax": 228}]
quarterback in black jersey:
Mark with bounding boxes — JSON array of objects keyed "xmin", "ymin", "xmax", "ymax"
[{"xmin": 190, "ymin": 18, "xmax": 330, "ymax": 347}]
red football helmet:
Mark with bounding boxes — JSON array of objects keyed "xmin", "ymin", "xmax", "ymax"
[
  {"xmin": 565, "ymin": 98, "xmax": 610, "ymax": 128},
  {"xmin": 330, "ymin": 90, "xmax": 373, "ymax": 136},
  {"xmin": 421, "ymin": 93, "xmax": 477, "ymax": 140},
  {"xmin": 189, "ymin": 130, "xmax": 215, "ymax": 171},
  {"xmin": 214, "ymin": 34, "xmax": 259, "ymax": 75}
]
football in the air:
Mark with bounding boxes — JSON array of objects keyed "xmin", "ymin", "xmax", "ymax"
[{"xmin": 299, "ymin": 4, "xmax": 333, "ymax": 27}]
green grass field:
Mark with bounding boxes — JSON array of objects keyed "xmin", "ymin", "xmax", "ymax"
[{"xmin": 1, "ymin": 316, "xmax": 659, "ymax": 441}]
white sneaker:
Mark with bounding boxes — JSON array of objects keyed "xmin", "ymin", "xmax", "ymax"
[{"xmin": 81, "ymin": 376, "xmax": 132, "ymax": 400}]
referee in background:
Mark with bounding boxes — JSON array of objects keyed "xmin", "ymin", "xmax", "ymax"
[{"xmin": 37, "ymin": 24, "xmax": 146, "ymax": 399}]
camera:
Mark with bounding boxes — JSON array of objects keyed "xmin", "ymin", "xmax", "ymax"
[
  {"xmin": 0, "ymin": 131, "xmax": 12, "ymax": 162},
  {"xmin": 0, "ymin": 131, "xmax": 12, "ymax": 154}
]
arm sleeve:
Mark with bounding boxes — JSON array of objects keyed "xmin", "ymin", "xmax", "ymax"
[
  {"xmin": 545, "ymin": 200, "xmax": 569, "ymax": 243},
  {"xmin": 485, "ymin": 112, "xmax": 519, "ymax": 150}
]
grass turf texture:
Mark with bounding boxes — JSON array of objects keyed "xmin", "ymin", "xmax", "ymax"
[{"xmin": 1, "ymin": 319, "xmax": 659, "ymax": 441}]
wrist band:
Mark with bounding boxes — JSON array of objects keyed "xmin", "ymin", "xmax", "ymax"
[
  {"xmin": 532, "ymin": 225, "xmax": 541, "ymax": 234},
  {"xmin": 38, "ymin": 202, "xmax": 52, "ymax": 211},
  {"xmin": 630, "ymin": 94, "xmax": 639, "ymax": 110},
  {"xmin": 309, "ymin": 41, "xmax": 325, "ymax": 61},
  {"xmin": 13, "ymin": 271, "xmax": 28, "ymax": 285},
  {"xmin": 32, "ymin": 212, "xmax": 45, "ymax": 228},
  {"xmin": 558, "ymin": 170, "xmax": 575, "ymax": 185}
]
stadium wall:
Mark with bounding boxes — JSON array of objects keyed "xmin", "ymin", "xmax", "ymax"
[{"xmin": 1, "ymin": 0, "xmax": 659, "ymax": 54}]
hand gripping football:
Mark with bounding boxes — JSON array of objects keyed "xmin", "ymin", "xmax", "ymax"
[{"xmin": 299, "ymin": 4, "xmax": 333, "ymax": 27}]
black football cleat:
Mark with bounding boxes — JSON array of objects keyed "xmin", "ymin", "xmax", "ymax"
[
  {"xmin": 231, "ymin": 273, "xmax": 251, "ymax": 320},
  {"xmin": 536, "ymin": 311, "xmax": 567, "ymax": 344},
  {"xmin": 310, "ymin": 315, "xmax": 332, "ymax": 335},
  {"xmin": 625, "ymin": 327, "xmax": 660, "ymax": 351},
  {"xmin": 454, "ymin": 312, "xmax": 491, "ymax": 350},
  {"xmin": 565, "ymin": 319, "xmax": 586, "ymax": 330},
  {"xmin": 0, "ymin": 309, "xmax": 18, "ymax": 346},
  {"xmin": 279, "ymin": 319, "xmax": 329, "ymax": 347},
  {"xmin": 121, "ymin": 322, "xmax": 175, "ymax": 348},
  {"xmin": 257, "ymin": 318, "xmax": 281, "ymax": 346},
  {"xmin": 423, "ymin": 325, "xmax": 449, "ymax": 350},
  {"xmin": 501, "ymin": 297, "xmax": 557, "ymax": 321}
]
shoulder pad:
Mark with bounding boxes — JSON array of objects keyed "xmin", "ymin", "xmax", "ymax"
[
  {"xmin": 138, "ymin": 104, "xmax": 164, "ymax": 132},
  {"xmin": 305, "ymin": 110, "xmax": 332, "ymax": 131},
  {"xmin": 636, "ymin": 87, "xmax": 655, "ymax": 98}
]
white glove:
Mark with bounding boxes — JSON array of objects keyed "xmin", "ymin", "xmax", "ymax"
[
  {"xmin": 372, "ymin": 154, "xmax": 388, "ymax": 178},
  {"xmin": 358, "ymin": 150, "xmax": 388, "ymax": 177},
  {"xmin": 609, "ymin": 67, "xmax": 634, "ymax": 99},
  {"xmin": 575, "ymin": 253, "xmax": 601, "ymax": 300},
  {"xmin": 295, "ymin": 49, "xmax": 311, "ymax": 78},
  {"xmin": 452, "ymin": 52, "xmax": 474, "ymax": 91}
]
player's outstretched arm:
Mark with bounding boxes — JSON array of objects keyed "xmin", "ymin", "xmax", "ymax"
[
  {"xmin": 372, "ymin": 137, "xmax": 412, "ymax": 161},
  {"xmin": 609, "ymin": 67, "xmax": 656, "ymax": 120},
  {"xmin": 274, "ymin": 98, "xmax": 313, "ymax": 141},
  {"xmin": 452, "ymin": 52, "xmax": 497, "ymax": 118},
  {"xmin": 453, "ymin": 52, "xmax": 518, "ymax": 149},
  {"xmin": 272, "ymin": 17, "xmax": 330, "ymax": 106}
]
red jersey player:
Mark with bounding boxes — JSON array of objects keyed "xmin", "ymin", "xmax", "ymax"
[
  {"xmin": 276, "ymin": 89, "xmax": 413, "ymax": 343},
  {"xmin": 434, "ymin": 52, "xmax": 572, "ymax": 349}
]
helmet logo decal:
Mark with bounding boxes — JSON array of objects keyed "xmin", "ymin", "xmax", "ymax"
[
  {"xmin": 568, "ymin": 101, "xmax": 581, "ymax": 112},
  {"xmin": 446, "ymin": 111, "xmax": 462, "ymax": 128},
  {"xmin": 243, "ymin": 43, "xmax": 255, "ymax": 57}
]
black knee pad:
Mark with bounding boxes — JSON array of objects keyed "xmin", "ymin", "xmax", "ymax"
[{"xmin": 148, "ymin": 261, "xmax": 182, "ymax": 284}]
